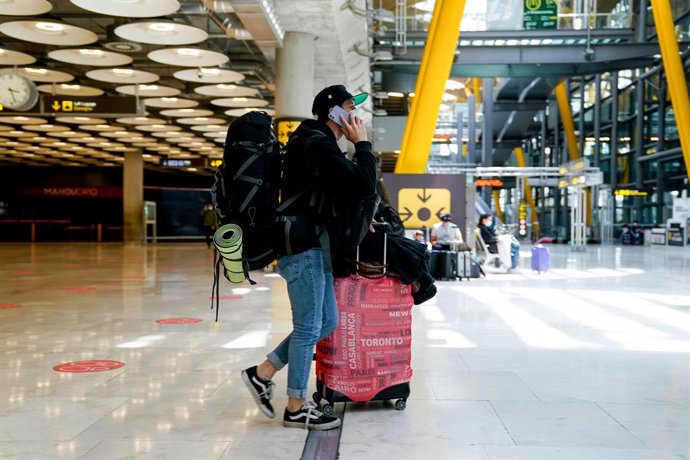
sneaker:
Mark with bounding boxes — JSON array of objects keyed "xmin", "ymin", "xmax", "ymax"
[
  {"xmin": 283, "ymin": 402, "xmax": 341, "ymax": 430},
  {"xmin": 241, "ymin": 366, "xmax": 276, "ymax": 419}
]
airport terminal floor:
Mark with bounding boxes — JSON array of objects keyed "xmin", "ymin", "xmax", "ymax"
[{"xmin": 0, "ymin": 242, "xmax": 688, "ymax": 460}]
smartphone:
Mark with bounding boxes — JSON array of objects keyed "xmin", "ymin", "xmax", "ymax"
[{"xmin": 328, "ymin": 105, "xmax": 350, "ymax": 128}]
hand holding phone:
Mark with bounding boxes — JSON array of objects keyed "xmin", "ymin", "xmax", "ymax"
[{"xmin": 328, "ymin": 105, "xmax": 350, "ymax": 128}]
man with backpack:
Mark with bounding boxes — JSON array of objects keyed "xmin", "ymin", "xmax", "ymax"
[{"xmin": 241, "ymin": 85, "xmax": 377, "ymax": 430}]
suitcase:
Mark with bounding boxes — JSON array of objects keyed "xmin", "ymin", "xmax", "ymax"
[
  {"xmin": 531, "ymin": 245, "xmax": 550, "ymax": 273},
  {"xmin": 429, "ymin": 250, "xmax": 457, "ymax": 280},
  {"xmin": 457, "ymin": 251, "xmax": 479, "ymax": 280},
  {"xmin": 314, "ymin": 233, "xmax": 413, "ymax": 414}
]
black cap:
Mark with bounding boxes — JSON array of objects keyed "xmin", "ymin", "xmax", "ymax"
[
  {"xmin": 311, "ymin": 85, "xmax": 368, "ymax": 121},
  {"xmin": 441, "ymin": 213, "xmax": 453, "ymax": 222}
]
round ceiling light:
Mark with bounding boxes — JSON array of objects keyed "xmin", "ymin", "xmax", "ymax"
[
  {"xmin": 79, "ymin": 124, "xmax": 126, "ymax": 133},
  {"xmin": 173, "ymin": 68, "xmax": 244, "ymax": 84},
  {"xmin": 159, "ymin": 108, "xmax": 214, "ymax": 118},
  {"xmin": 190, "ymin": 124, "xmax": 228, "ymax": 132},
  {"xmin": 114, "ymin": 21, "xmax": 208, "ymax": 45},
  {"xmin": 0, "ymin": 48, "xmax": 36, "ymax": 65},
  {"xmin": 225, "ymin": 108, "xmax": 275, "ymax": 117},
  {"xmin": 176, "ymin": 117, "xmax": 226, "ymax": 126},
  {"xmin": 1, "ymin": 67, "xmax": 74, "ymax": 83},
  {"xmin": 56, "ymin": 116, "xmax": 107, "ymax": 125},
  {"xmin": 23, "ymin": 123, "xmax": 70, "ymax": 133},
  {"xmin": 116, "ymin": 84, "xmax": 181, "ymax": 97},
  {"xmin": 116, "ymin": 117, "xmax": 166, "ymax": 125},
  {"xmin": 0, "ymin": 116, "xmax": 47, "ymax": 125},
  {"xmin": 0, "ymin": 21, "xmax": 97, "ymax": 46},
  {"xmin": 212, "ymin": 97, "xmax": 269, "ymax": 108},
  {"xmin": 0, "ymin": 129, "xmax": 36, "ymax": 138},
  {"xmin": 194, "ymin": 84, "xmax": 258, "ymax": 98},
  {"xmin": 48, "ymin": 48, "xmax": 132, "ymax": 67},
  {"xmin": 86, "ymin": 68, "xmax": 159, "ymax": 84},
  {"xmin": 143, "ymin": 97, "xmax": 198, "ymax": 109},
  {"xmin": 69, "ymin": 0, "xmax": 180, "ymax": 18},
  {"xmin": 0, "ymin": 0, "xmax": 52, "ymax": 15},
  {"xmin": 148, "ymin": 48, "xmax": 228, "ymax": 67},
  {"xmin": 48, "ymin": 131, "xmax": 89, "ymax": 139},
  {"xmin": 37, "ymin": 83, "xmax": 104, "ymax": 97},
  {"xmin": 135, "ymin": 124, "xmax": 182, "ymax": 132}
]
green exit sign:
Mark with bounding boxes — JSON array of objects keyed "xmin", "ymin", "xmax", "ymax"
[{"xmin": 524, "ymin": 0, "xmax": 557, "ymax": 30}]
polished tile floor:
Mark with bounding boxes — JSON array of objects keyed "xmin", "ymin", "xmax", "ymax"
[{"xmin": 0, "ymin": 243, "xmax": 688, "ymax": 460}]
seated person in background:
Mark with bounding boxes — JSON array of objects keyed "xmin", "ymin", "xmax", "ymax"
[
  {"xmin": 430, "ymin": 213, "xmax": 464, "ymax": 250},
  {"xmin": 631, "ymin": 220, "xmax": 643, "ymax": 245},
  {"xmin": 620, "ymin": 222, "xmax": 632, "ymax": 245},
  {"xmin": 477, "ymin": 214, "xmax": 498, "ymax": 253},
  {"xmin": 478, "ymin": 214, "xmax": 512, "ymax": 268},
  {"xmin": 413, "ymin": 230, "xmax": 432, "ymax": 251}
]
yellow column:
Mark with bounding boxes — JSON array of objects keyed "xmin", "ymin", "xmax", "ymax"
[
  {"xmin": 395, "ymin": 0, "xmax": 466, "ymax": 173},
  {"xmin": 514, "ymin": 147, "xmax": 540, "ymax": 237},
  {"xmin": 555, "ymin": 81, "xmax": 592, "ymax": 225},
  {"xmin": 650, "ymin": 0, "xmax": 690, "ymax": 180},
  {"xmin": 554, "ymin": 82, "xmax": 580, "ymax": 161},
  {"xmin": 492, "ymin": 190, "xmax": 505, "ymax": 222}
]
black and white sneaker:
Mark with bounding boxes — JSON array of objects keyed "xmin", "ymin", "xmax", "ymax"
[
  {"xmin": 241, "ymin": 366, "xmax": 276, "ymax": 419},
  {"xmin": 283, "ymin": 402, "xmax": 341, "ymax": 430}
]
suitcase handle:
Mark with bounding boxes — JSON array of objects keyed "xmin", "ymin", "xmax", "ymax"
[{"xmin": 356, "ymin": 224, "xmax": 387, "ymax": 276}]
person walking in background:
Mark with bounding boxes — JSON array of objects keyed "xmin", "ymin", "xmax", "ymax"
[{"xmin": 200, "ymin": 203, "xmax": 217, "ymax": 249}]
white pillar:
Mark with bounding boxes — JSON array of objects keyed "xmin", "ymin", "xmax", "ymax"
[
  {"xmin": 123, "ymin": 149, "xmax": 144, "ymax": 244},
  {"xmin": 275, "ymin": 31, "xmax": 315, "ymax": 119}
]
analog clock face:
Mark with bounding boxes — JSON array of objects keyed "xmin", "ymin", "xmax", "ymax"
[{"xmin": 0, "ymin": 73, "xmax": 39, "ymax": 111}]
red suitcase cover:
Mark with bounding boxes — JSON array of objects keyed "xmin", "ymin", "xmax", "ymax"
[{"xmin": 315, "ymin": 274, "xmax": 414, "ymax": 402}]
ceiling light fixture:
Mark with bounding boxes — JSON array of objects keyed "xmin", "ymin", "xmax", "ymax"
[
  {"xmin": 112, "ymin": 68, "xmax": 134, "ymax": 75},
  {"xmin": 35, "ymin": 22, "xmax": 64, "ymax": 32},
  {"xmin": 161, "ymin": 97, "xmax": 178, "ymax": 102},
  {"xmin": 25, "ymin": 68, "xmax": 48, "ymax": 74},
  {"xmin": 79, "ymin": 49, "xmax": 104, "ymax": 56},
  {"xmin": 177, "ymin": 48, "xmax": 201, "ymax": 56},
  {"xmin": 148, "ymin": 23, "xmax": 176, "ymax": 32}
]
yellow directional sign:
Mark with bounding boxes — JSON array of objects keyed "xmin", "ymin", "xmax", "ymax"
[
  {"xmin": 276, "ymin": 119, "xmax": 302, "ymax": 144},
  {"xmin": 397, "ymin": 188, "xmax": 451, "ymax": 228}
]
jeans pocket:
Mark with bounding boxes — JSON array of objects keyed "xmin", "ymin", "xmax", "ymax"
[{"xmin": 277, "ymin": 255, "xmax": 300, "ymax": 284}]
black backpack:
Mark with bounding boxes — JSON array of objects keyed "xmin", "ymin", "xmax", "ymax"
[{"xmin": 211, "ymin": 111, "xmax": 281, "ymax": 273}]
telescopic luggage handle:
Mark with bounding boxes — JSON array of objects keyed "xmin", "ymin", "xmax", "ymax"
[{"xmin": 355, "ymin": 222, "xmax": 388, "ymax": 277}]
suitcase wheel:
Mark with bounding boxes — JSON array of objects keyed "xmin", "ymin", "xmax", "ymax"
[
  {"xmin": 322, "ymin": 404, "xmax": 334, "ymax": 416},
  {"xmin": 395, "ymin": 399, "xmax": 407, "ymax": 411}
]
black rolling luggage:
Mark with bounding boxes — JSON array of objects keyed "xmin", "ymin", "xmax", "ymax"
[{"xmin": 429, "ymin": 250, "xmax": 457, "ymax": 280}]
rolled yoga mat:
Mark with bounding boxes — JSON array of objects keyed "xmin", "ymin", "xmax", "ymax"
[{"xmin": 213, "ymin": 224, "xmax": 245, "ymax": 283}]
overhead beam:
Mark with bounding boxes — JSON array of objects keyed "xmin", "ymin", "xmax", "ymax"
[
  {"xmin": 650, "ymin": 0, "xmax": 690, "ymax": 182},
  {"xmin": 376, "ymin": 43, "xmax": 663, "ymax": 65},
  {"xmin": 395, "ymin": 0, "xmax": 465, "ymax": 173}
]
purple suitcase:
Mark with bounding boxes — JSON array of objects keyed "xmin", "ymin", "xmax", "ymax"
[{"xmin": 531, "ymin": 245, "xmax": 550, "ymax": 273}]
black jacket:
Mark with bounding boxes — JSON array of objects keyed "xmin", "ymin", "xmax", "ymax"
[{"xmin": 275, "ymin": 119, "xmax": 377, "ymax": 256}]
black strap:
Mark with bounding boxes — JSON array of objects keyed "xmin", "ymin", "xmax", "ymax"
[
  {"xmin": 319, "ymin": 230, "xmax": 333, "ymax": 273},
  {"xmin": 238, "ymin": 184, "xmax": 260, "ymax": 214},
  {"xmin": 211, "ymin": 248, "xmax": 222, "ymax": 322},
  {"xmin": 276, "ymin": 189, "xmax": 307, "ymax": 213},
  {"xmin": 231, "ymin": 148, "xmax": 261, "ymax": 181}
]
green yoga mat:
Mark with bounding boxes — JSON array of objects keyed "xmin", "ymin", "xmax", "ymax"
[{"xmin": 213, "ymin": 224, "xmax": 245, "ymax": 283}]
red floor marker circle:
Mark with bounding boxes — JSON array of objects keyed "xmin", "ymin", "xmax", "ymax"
[
  {"xmin": 53, "ymin": 360, "xmax": 125, "ymax": 373},
  {"xmin": 156, "ymin": 317, "xmax": 203, "ymax": 324},
  {"xmin": 208, "ymin": 295, "xmax": 243, "ymax": 300},
  {"xmin": 62, "ymin": 286, "xmax": 96, "ymax": 293},
  {"xmin": 0, "ymin": 304, "xmax": 21, "ymax": 309}
]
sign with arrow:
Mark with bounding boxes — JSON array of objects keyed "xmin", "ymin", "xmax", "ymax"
[
  {"xmin": 41, "ymin": 95, "xmax": 140, "ymax": 116},
  {"xmin": 398, "ymin": 188, "xmax": 451, "ymax": 228},
  {"xmin": 382, "ymin": 174, "xmax": 466, "ymax": 230}
]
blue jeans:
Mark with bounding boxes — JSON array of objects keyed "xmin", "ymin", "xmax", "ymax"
[{"xmin": 267, "ymin": 249, "xmax": 338, "ymax": 399}]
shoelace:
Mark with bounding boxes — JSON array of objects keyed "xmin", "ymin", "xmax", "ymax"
[
  {"xmin": 301, "ymin": 402, "xmax": 324, "ymax": 429},
  {"xmin": 259, "ymin": 381, "xmax": 275, "ymax": 400}
]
